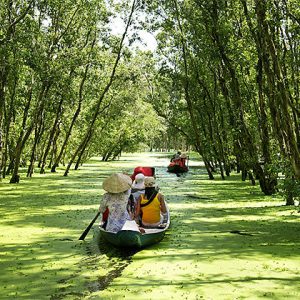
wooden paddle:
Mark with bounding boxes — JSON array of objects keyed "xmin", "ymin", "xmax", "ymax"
[{"xmin": 79, "ymin": 211, "xmax": 100, "ymax": 240}]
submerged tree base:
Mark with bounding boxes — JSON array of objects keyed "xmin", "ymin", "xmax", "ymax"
[{"xmin": 9, "ymin": 174, "xmax": 20, "ymax": 183}]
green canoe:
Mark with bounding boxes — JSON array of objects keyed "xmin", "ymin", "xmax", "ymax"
[{"xmin": 99, "ymin": 208, "xmax": 170, "ymax": 249}]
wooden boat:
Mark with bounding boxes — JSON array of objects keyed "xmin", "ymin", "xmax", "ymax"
[
  {"xmin": 99, "ymin": 205, "xmax": 170, "ymax": 249},
  {"xmin": 167, "ymin": 164, "xmax": 188, "ymax": 173}
]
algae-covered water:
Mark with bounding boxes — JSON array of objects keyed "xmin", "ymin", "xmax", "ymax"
[{"xmin": 0, "ymin": 153, "xmax": 299, "ymax": 299}]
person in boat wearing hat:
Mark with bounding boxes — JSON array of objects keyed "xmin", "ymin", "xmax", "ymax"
[
  {"xmin": 131, "ymin": 173, "xmax": 145, "ymax": 202},
  {"xmin": 126, "ymin": 173, "xmax": 146, "ymax": 218},
  {"xmin": 178, "ymin": 153, "xmax": 188, "ymax": 168},
  {"xmin": 99, "ymin": 173, "xmax": 133, "ymax": 233},
  {"xmin": 170, "ymin": 151, "xmax": 181, "ymax": 162},
  {"xmin": 135, "ymin": 177, "xmax": 167, "ymax": 227}
]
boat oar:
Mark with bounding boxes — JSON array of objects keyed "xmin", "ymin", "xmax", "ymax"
[{"xmin": 79, "ymin": 211, "xmax": 100, "ymax": 240}]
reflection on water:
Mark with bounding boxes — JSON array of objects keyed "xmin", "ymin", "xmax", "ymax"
[
  {"xmin": 94, "ymin": 229, "xmax": 138, "ymax": 258},
  {"xmin": 50, "ymin": 230, "xmax": 139, "ymax": 299},
  {"xmin": 84, "ymin": 229, "xmax": 139, "ymax": 292}
]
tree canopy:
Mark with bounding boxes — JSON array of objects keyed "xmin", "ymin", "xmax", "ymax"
[{"xmin": 0, "ymin": 0, "xmax": 299, "ymax": 204}]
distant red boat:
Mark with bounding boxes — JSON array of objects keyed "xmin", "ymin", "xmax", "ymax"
[
  {"xmin": 167, "ymin": 155, "xmax": 189, "ymax": 173},
  {"xmin": 167, "ymin": 163, "xmax": 188, "ymax": 173}
]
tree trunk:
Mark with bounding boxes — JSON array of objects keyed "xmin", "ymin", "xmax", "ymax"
[
  {"xmin": 0, "ymin": 0, "xmax": 34, "ymax": 179},
  {"xmin": 2, "ymin": 74, "xmax": 18, "ymax": 178},
  {"xmin": 173, "ymin": 0, "xmax": 209, "ymax": 178},
  {"xmin": 40, "ymin": 97, "xmax": 63, "ymax": 174},
  {"xmin": 0, "ymin": 68, "xmax": 8, "ymax": 180},
  {"xmin": 26, "ymin": 82, "xmax": 51, "ymax": 177},
  {"xmin": 255, "ymin": 0, "xmax": 300, "ymax": 179},
  {"xmin": 9, "ymin": 78, "xmax": 34, "ymax": 183},
  {"xmin": 51, "ymin": 32, "xmax": 96, "ymax": 173},
  {"xmin": 64, "ymin": 0, "xmax": 137, "ymax": 176}
]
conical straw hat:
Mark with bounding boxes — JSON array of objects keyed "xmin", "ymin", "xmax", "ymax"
[{"xmin": 102, "ymin": 173, "xmax": 132, "ymax": 193}]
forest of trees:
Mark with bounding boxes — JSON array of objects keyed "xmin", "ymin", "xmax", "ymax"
[{"xmin": 1, "ymin": 0, "xmax": 299, "ymax": 204}]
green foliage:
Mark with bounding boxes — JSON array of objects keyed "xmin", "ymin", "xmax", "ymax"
[
  {"xmin": 0, "ymin": 0, "xmax": 170, "ymax": 180},
  {"xmin": 141, "ymin": 0, "xmax": 300, "ymax": 200},
  {"xmin": 1, "ymin": 0, "xmax": 299, "ymax": 204}
]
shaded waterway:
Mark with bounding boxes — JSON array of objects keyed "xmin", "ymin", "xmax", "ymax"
[
  {"xmin": 51, "ymin": 156, "xmax": 204, "ymax": 300},
  {"xmin": 2, "ymin": 152, "xmax": 299, "ymax": 299}
]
